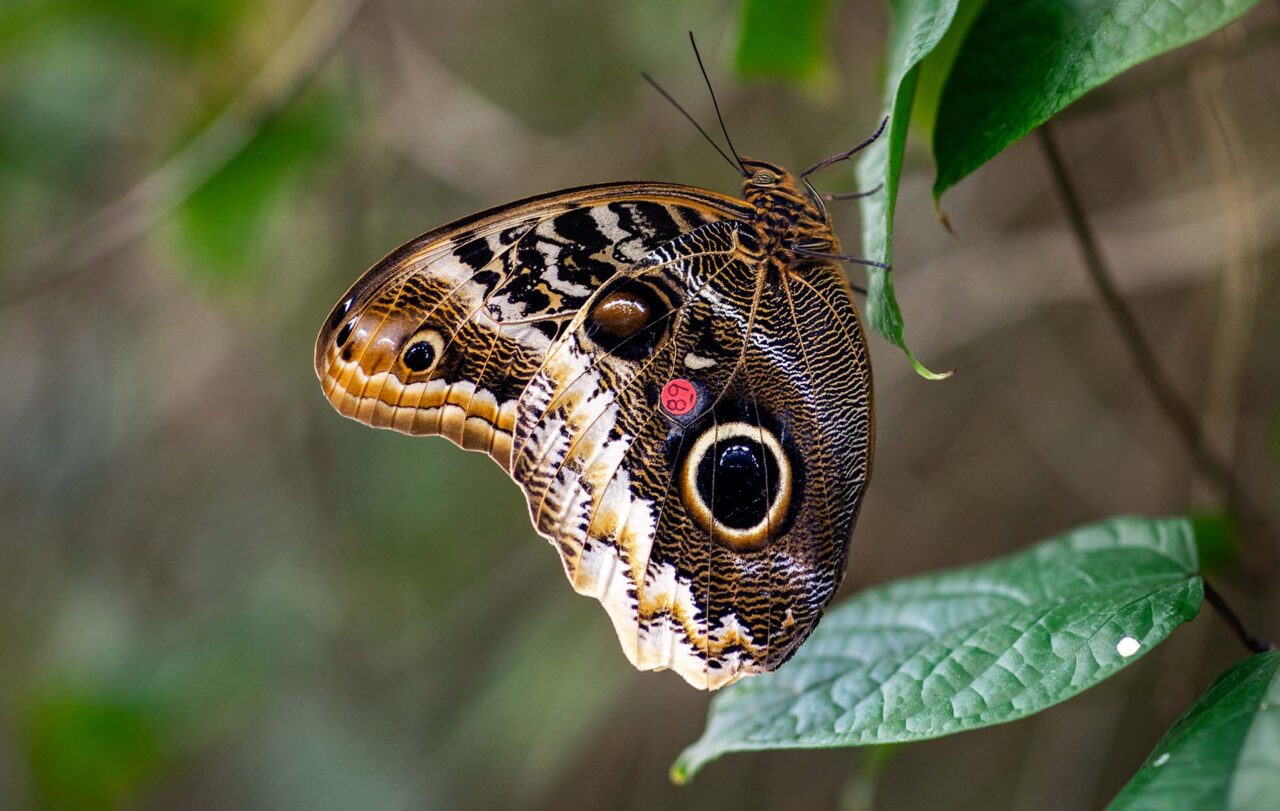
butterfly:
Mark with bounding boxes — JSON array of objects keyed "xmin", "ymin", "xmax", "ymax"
[{"xmin": 315, "ymin": 52, "xmax": 884, "ymax": 690}]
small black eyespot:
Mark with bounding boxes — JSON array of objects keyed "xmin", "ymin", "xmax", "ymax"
[
  {"xmin": 329, "ymin": 296, "xmax": 354, "ymax": 330},
  {"xmin": 402, "ymin": 341, "xmax": 435, "ymax": 372},
  {"xmin": 335, "ymin": 319, "xmax": 355, "ymax": 347}
]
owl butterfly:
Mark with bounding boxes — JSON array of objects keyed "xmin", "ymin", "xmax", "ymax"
[{"xmin": 315, "ymin": 56, "xmax": 882, "ymax": 690}]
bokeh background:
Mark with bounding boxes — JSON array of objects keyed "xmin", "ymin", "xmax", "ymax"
[{"xmin": 2, "ymin": 1, "xmax": 1278, "ymax": 808}]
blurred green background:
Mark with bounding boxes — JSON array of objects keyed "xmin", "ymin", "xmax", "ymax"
[{"xmin": 2, "ymin": 1, "xmax": 1278, "ymax": 808}]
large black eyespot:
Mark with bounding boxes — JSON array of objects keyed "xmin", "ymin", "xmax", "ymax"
[
  {"xmin": 584, "ymin": 278, "xmax": 671, "ymax": 361},
  {"xmin": 695, "ymin": 438, "xmax": 780, "ymax": 530},
  {"xmin": 680, "ymin": 421, "xmax": 793, "ymax": 550},
  {"xmin": 400, "ymin": 329, "xmax": 444, "ymax": 374}
]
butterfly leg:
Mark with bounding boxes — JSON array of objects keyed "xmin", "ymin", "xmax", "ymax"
[
  {"xmin": 787, "ymin": 244, "xmax": 890, "ymax": 272},
  {"xmin": 820, "ymin": 182, "xmax": 884, "ymax": 202}
]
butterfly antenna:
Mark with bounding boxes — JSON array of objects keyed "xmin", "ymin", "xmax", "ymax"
[
  {"xmin": 688, "ymin": 32, "xmax": 747, "ymax": 176},
  {"xmin": 801, "ymin": 116, "xmax": 889, "ymax": 178},
  {"xmin": 641, "ymin": 72, "xmax": 745, "ymax": 177}
]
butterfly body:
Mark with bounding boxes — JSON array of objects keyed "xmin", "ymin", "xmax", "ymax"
[{"xmin": 317, "ymin": 163, "xmax": 873, "ymax": 689}]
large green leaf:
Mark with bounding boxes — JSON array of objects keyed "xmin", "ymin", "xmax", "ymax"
[
  {"xmin": 909, "ymin": 0, "xmax": 988, "ymax": 142},
  {"xmin": 1109, "ymin": 651, "xmax": 1280, "ymax": 810},
  {"xmin": 855, "ymin": 0, "xmax": 960, "ymax": 380},
  {"xmin": 177, "ymin": 86, "xmax": 347, "ymax": 284},
  {"xmin": 79, "ymin": 0, "xmax": 252, "ymax": 51},
  {"xmin": 25, "ymin": 688, "xmax": 167, "ymax": 811},
  {"xmin": 735, "ymin": 0, "xmax": 835, "ymax": 82},
  {"xmin": 673, "ymin": 516, "xmax": 1202, "ymax": 782},
  {"xmin": 932, "ymin": 0, "xmax": 1261, "ymax": 202}
]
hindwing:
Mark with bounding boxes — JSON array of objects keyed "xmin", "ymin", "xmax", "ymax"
[{"xmin": 512, "ymin": 219, "xmax": 872, "ymax": 688}]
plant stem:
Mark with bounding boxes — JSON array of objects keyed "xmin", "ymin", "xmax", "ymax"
[
  {"xmin": 1035, "ymin": 123, "xmax": 1274, "ymax": 540},
  {"xmin": 1036, "ymin": 124, "xmax": 1234, "ymax": 494},
  {"xmin": 1203, "ymin": 580, "xmax": 1275, "ymax": 654}
]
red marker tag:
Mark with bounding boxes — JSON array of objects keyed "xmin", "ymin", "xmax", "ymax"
[{"xmin": 661, "ymin": 378, "xmax": 698, "ymax": 416}]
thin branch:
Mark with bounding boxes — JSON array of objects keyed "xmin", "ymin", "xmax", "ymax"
[
  {"xmin": 1036, "ymin": 123, "xmax": 1236, "ymax": 490},
  {"xmin": 4, "ymin": 0, "xmax": 369, "ymax": 304},
  {"xmin": 1035, "ymin": 124, "xmax": 1273, "ymax": 527},
  {"xmin": 1203, "ymin": 580, "xmax": 1275, "ymax": 654}
]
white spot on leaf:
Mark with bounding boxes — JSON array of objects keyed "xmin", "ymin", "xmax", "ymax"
[
  {"xmin": 1116, "ymin": 636, "xmax": 1141, "ymax": 657},
  {"xmin": 1153, "ymin": 753, "xmax": 1170, "ymax": 767}
]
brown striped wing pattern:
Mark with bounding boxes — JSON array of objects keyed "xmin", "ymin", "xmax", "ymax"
[{"xmin": 316, "ymin": 176, "xmax": 873, "ymax": 689}]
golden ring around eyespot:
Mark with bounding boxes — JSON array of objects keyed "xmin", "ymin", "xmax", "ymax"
[{"xmin": 680, "ymin": 421, "xmax": 792, "ymax": 551}]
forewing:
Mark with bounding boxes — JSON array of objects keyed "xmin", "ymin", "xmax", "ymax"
[
  {"xmin": 512, "ymin": 221, "xmax": 874, "ymax": 689},
  {"xmin": 315, "ymin": 183, "xmax": 749, "ymax": 469}
]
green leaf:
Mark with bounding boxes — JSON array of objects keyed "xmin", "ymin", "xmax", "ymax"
[
  {"xmin": 177, "ymin": 86, "xmax": 347, "ymax": 284},
  {"xmin": 77, "ymin": 0, "xmax": 252, "ymax": 51},
  {"xmin": 1108, "ymin": 651, "xmax": 1280, "ymax": 810},
  {"xmin": 1189, "ymin": 512, "xmax": 1237, "ymax": 575},
  {"xmin": 673, "ymin": 516, "xmax": 1202, "ymax": 782},
  {"xmin": 0, "ymin": 0, "xmax": 253, "ymax": 53},
  {"xmin": 25, "ymin": 687, "xmax": 167, "ymax": 811},
  {"xmin": 735, "ymin": 0, "xmax": 835, "ymax": 82},
  {"xmin": 932, "ymin": 0, "xmax": 1261, "ymax": 202},
  {"xmin": 909, "ymin": 0, "xmax": 988, "ymax": 142},
  {"xmin": 856, "ymin": 0, "xmax": 960, "ymax": 379}
]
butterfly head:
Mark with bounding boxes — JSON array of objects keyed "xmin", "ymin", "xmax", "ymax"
[
  {"xmin": 740, "ymin": 158, "xmax": 798, "ymax": 196},
  {"xmin": 739, "ymin": 158, "xmax": 834, "ymax": 249}
]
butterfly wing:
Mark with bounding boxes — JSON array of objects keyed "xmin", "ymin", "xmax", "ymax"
[
  {"xmin": 316, "ymin": 183, "xmax": 750, "ymax": 469},
  {"xmin": 316, "ymin": 183, "xmax": 873, "ymax": 690},
  {"xmin": 512, "ymin": 220, "xmax": 873, "ymax": 689}
]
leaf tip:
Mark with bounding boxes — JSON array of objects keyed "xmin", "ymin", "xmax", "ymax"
[
  {"xmin": 934, "ymin": 201, "xmax": 956, "ymax": 237},
  {"xmin": 910, "ymin": 352, "xmax": 955, "ymax": 381},
  {"xmin": 669, "ymin": 760, "xmax": 691, "ymax": 785}
]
